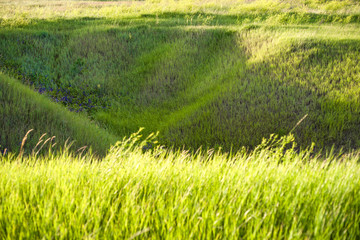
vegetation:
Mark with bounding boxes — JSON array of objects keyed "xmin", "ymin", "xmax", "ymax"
[
  {"xmin": 0, "ymin": 0, "xmax": 360, "ymax": 152},
  {"xmin": 1, "ymin": 133, "xmax": 360, "ymax": 239},
  {"xmin": 1, "ymin": 0, "xmax": 360, "ymax": 238},
  {"xmin": 0, "ymin": 73, "xmax": 116, "ymax": 155}
]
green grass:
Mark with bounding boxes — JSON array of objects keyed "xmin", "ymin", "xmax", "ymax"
[
  {"xmin": 1, "ymin": 1, "xmax": 360, "ymax": 238},
  {"xmin": 1, "ymin": 0, "xmax": 360, "ymax": 152},
  {"xmin": 1, "ymin": 133, "xmax": 360, "ymax": 239},
  {"xmin": 0, "ymin": 72, "xmax": 116, "ymax": 155}
]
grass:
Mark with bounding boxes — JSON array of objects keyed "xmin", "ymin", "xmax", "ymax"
[
  {"xmin": 1, "ymin": 1, "xmax": 360, "ymax": 238},
  {"xmin": 0, "ymin": 72, "xmax": 117, "ymax": 155},
  {"xmin": 0, "ymin": 133, "xmax": 360, "ymax": 239},
  {"xmin": 1, "ymin": 1, "xmax": 360, "ymax": 152}
]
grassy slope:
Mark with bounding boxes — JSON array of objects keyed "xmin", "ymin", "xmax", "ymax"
[
  {"xmin": 0, "ymin": 0, "xmax": 360, "ymax": 152},
  {"xmin": 0, "ymin": 72, "xmax": 116, "ymax": 155},
  {"xmin": 0, "ymin": 135, "xmax": 360, "ymax": 239},
  {"xmin": 1, "ymin": 1, "xmax": 360, "ymax": 238}
]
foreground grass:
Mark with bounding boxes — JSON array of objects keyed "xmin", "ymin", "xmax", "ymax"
[{"xmin": 0, "ymin": 134, "xmax": 360, "ymax": 239}]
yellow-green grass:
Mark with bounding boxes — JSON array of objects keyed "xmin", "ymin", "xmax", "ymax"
[
  {"xmin": 0, "ymin": 134, "xmax": 360, "ymax": 239},
  {"xmin": 1, "ymin": 0, "xmax": 359, "ymax": 24},
  {"xmin": 1, "ymin": 2, "xmax": 360, "ymax": 238},
  {"xmin": 0, "ymin": 72, "xmax": 117, "ymax": 155}
]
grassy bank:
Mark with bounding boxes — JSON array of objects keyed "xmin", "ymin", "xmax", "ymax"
[
  {"xmin": 0, "ymin": 72, "xmax": 116, "ymax": 155},
  {"xmin": 0, "ymin": 134, "xmax": 360, "ymax": 239}
]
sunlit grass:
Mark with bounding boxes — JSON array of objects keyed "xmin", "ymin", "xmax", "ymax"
[
  {"xmin": 1, "ymin": 1, "xmax": 360, "ymax": 238},
  {"xmin": 1, "ymin": 0, "xmax": 359, "ymax": 22},
  {"xmin": 0, "ymin": 133, "xmax": 360, "ymax": 239}
]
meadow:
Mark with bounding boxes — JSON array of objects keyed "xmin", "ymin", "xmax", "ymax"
[{"xmin": 1, "ymin": 0, "xmax": 360, "ymax": 238}]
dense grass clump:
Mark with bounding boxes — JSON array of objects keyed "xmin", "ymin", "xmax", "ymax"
[
  {"xmin": 0, "ymin": 73, "xmax": 116, "ymax": 155},
  {"xmin": 0, "ymin": 133, "xmax": 360, "ymax": 239}
]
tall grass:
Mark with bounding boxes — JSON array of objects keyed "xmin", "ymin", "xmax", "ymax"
[
  {"xmin": 0, "ymin": 72, "xmax": 117, "ymax": 155},
  {"xmin": 0, "ymin": 133, "xmax": 360, "ymax": 239},
  {"xmin": 1, "ymin": 1, "xmax": 360, "ymax": 238}
]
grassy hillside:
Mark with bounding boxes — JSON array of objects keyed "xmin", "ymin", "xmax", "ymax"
[
  {"xmin": 0, "ymin": 72, "xmax": 116, "ymax": 155},
  {"xmin": 1, "ymin": 1, "xmax": 360, "ymax": 239},
  {"xmin": 1, "ymin": 134, "xmax": 360, "ymax": 239},
  {"xmin": 0, "ymin": 0, "xmax": 360, "ymax": 152}
]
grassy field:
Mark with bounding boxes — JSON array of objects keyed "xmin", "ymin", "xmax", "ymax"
[
  {"xmin": 1, "ymin": 133, "xmax": 360, "ymax": 239},
  {"xmin": 1, "ymin": 0, "xmax": 360, "ymax": 152},
  {"xmin": 1, "ymin": 0, "xmax": 360, "ymax": 238}
]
